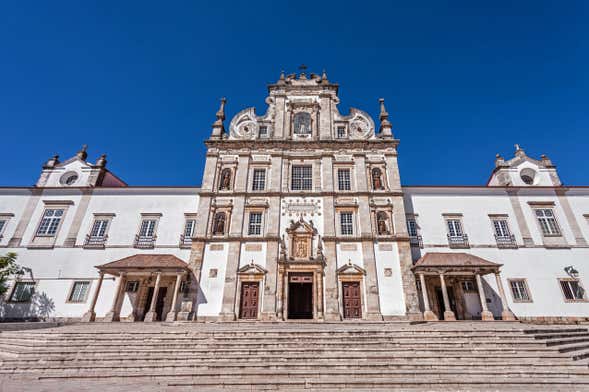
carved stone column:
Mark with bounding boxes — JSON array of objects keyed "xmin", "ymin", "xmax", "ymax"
[
  {"xmin": 495, "ymin": 273, "xmax": 516, "ymax": 321},
  {"xmin": 144, "ymin": 272, "xmax": 162, "ymax": 322},
  {"xmin": 419, "ymin": 273, "xmax": 437, "ymax": 321},
  {"xmin": 476, "ymin": 273, "xmax": 494, "ymax": 321},
  {"xmin": 165, "ymin": 273, "xmax": 183, "ymax": 322},
  {"xmin": 82, "ymin": 272, "xmax": 104, "ymax": 322},
  {"xmin": 439, "ymin": 273, "xmax": 455, "ymax": 321},
  {"xmin": 104, "ymin": 272, "xmax": 126, "ymax": 322}
]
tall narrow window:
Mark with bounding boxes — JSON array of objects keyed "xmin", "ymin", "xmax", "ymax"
[
  {"xmin": 560, "ymin": 279, "xmax": 586, "ymax": 301},
  {"xmin": 90, "ymin": 219, "xmax": 109, "ymax": 238},
  {"xmin": 371, "ymin": 168, "xmax": 384, "ymax": 190},
  {"xmin": 535, "ymin": 209, "xmax": 560, "ymax": 235},
  {"xmin": 213, "ymin": 212, "xmax": 227, "ymax": 235},
  {"xmin": 291, "ymin": 165, "xmax": 313, "ymax": 191},
  {"xmin": 248, "ymin": 212, "xmax": 263, "ymax": 236},
  {"xmin": 340, "ymin": 212, "xmax": 354, "ymax": 236},
  {"xmin": 139, "ymin": 219, "xmax": 156, "ymax": 237},
  {"xmin": 68, "ymin": 281, "xmax": 90, "ymax": 303},
  {"xmin": 337, "ymin": 168, "xmax": 351, "ymax": 191},
  {"xmin": 184, "ymin": 219, "xmax": 195, "ymax": 237},
  {"xmin": 252, "ymin": 169, "xmax": 266, "ymax": 191},
  {"xmin": 258, "ymin": 125, "xmax": 268, "ymax": 138},
  {"xmin": 509, "ymin": 279, "xmax": 531, "ymax": 302},
  {"xmin": 219, "ymin": 168, "xmax": 232, "ymax": 191},
  {"xmin": 407, "ymin": 219, "xmax": 418, "ymax": 237},
  {"xmin": 36, "ymin": 209, "xmax": 64, "ymax": 236},
  {"xmin": 337, "ymin": 126, "xmax": 346, "ymax": 139},
  {"xmin": 9, "ymin": 282, "xmax": 35, "ymax": 302}
]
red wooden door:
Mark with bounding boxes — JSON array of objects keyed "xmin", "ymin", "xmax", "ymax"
[
  {"xmin": 239, "ymin": 282, "xmax": 259, "ymax": 319},
  {"xmin": 342, "ymin": 282, "xmax": 362, "ymax": 319}
]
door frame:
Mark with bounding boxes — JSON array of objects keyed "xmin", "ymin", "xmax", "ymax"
[
  {"xmin": 234, "ymin": 262, "xmax": 267, "ymax": 321},
  {"xmin": 336, "ymin": 263, "xmax": 366, "ymax": 320},
  {"xmin": 341, "ymin": 280, "xmax": 363, "ymax": 319},
  {"xmin": 239, "ymin": 281, "xmax": 260, "ymax": 319}
]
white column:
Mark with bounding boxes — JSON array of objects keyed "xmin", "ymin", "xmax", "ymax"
[
  {"xmin": 495, "ymin": 272, "xmax": 516, "ymax": 321},
  {"xmin": 439, "ymin": 273, "xmax": 455, "ymax": 321},
  {"xmin": 82, "ymin": 272, "xmax": 104, "ymax": 322},
  {"xmin": 476, "ymin": 273, "xmax": 494, "ymax": 321},
  {"xmin": 104, "ymin": 272, "xmax": 126, "ymax": 322},
  {"xmin": 144, "ymin": 272, "xmax": 162, "ymax": 322},
  {"xmin": 165, "ymin": 273, "xmax": 183, "ymax": 322},
  {"xmin": 419, "ymin": 273, "xmax": 437, "ymax": 321}
]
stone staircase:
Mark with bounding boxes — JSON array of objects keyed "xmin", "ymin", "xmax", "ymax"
[{"xmin": 0, "ymin": 322, "xmax": 588, "ymax": 391}]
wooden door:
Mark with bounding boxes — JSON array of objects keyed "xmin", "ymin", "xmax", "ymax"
[
  {"xmin": 239, "ymin": 282, "xmax": 259, "ymax": 319},
  {"xmin": 342, "ymin": 281, "xmax": 362, "ymax": 319}
]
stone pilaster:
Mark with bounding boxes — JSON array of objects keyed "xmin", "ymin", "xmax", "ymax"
[
  {"xmin": 63, "ymin": 189, "xmax": 92, "ymax": 247},
  {"xmin": 323, "ymin": 241, "xmax": 339, "ymax": 320},
  {"xmin": 556, "ymin": 188, "xmax": 588, "ymax": 246},
  {"xmin": 219, "ymin": 241, "xmax": 242, "ymax": 321},
  {"xmin": 8, "ymin": 188, "xmax": 42, "ymax": 247},
  {"xmin": 361, "ymin": 240, "xmax": 383, "ymax": 320},
  {"xmin": 507, "ymin": 189, "xmax": 534, "ymax": 247},
  {"xmin": 398, "ymin": 241, "xmax": 422, "ymax": 318}
]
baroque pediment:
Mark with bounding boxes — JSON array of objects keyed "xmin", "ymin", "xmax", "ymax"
[
  {"xmin": 238, "ymin": 262, "xmax": 268, "ymax": 275},
  {"xmin": 337, "ymin": 261, "xmax": 366, "ymax": 275}
]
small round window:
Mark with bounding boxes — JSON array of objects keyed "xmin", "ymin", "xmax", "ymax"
[
  {"xmin": 520, "ymin": 168, "xmax": 536, "ymax": 185},
  {"xmin": 60, "ymin": 172, "xmax": 79, "ymax": 186}
]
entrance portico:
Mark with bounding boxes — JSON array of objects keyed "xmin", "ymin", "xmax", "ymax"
[
  {"xmin": 413, "ymin": 252, "xmax": 515, "ymax": 321},
  {"xmin": 82, "ymin": 254, "xmax": 189, "ymax": 322}
]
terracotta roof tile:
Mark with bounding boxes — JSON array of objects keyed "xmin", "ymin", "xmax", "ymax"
[
  {"xmin": 413, "ymin": 252, "xmax": 501, "ymax": 269},
  {"xmin": 97, "ymin": 254, "xmax": 188, "ymax": 270}
]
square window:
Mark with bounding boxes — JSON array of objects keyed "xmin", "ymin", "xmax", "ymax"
[
  {"xmin": 560, "ymin": 279, "xmax": 586, "ymax": 301},
  {"xmin": 248, "ymin": 212, "xmax": 263, "ymax": 236},
  {"xmin": 252, "ymin": 169, "xmax": 266, "ymax": 191},
  {"xmin": 509, "ymin": 279, "xmax": 531, "ymax": 302},
  {"xmin": 125, "ymin": 281, "xmax": 139, "ymax": 292},
  {"xmin": 9, "ymin": 282, "xmax": 35, "ymax": 302},
  {"xmin": 535, "ymin": 209, "xmax": 561, "ymax": 236},
  {"xmin": 36, "ymin": 209, "xmax": 65, "ymax": 237},
  {"xmin": 340, "ymin": 212, "xmax": 354, "ymax": 236},
  {"xmin": 68, "ymin": 281, "xmax": 90, "ymax": 303},
  {"xmin": 291, "ymin": 165, "xmax": 312, "ymax": 191},
  {"xmin": 446, "ymin": 219, "xmax": 463, "ymax": 237},
  {"xmin": 337, "ymin": 168, "xmax": 351, "ymax": 191},
  {"xmin": 337, "ymin": 126, "xmax": 346, "ymax": 139},
  {"xmin": 139, "ymin": 219, "xmax": 157, "ymax": 237},
  {"xmin": 492, "ymin": 219, "xmax": 511, "ymax": 238},
  {"xmin": 90, "ymin": 219, "xmax": 109, "ymax": 238},
  {"xmin": 258, "ymin": 126, "xmax": 268, "ymax": 137}
]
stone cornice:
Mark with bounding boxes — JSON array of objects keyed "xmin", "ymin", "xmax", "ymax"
[
  {"xmin": 205, "ymin": 139, "xmax": 399, "ymax": 151},
  {"xmin": 198, "ymin": 190, "xmax": 404, "ymax": 197}
]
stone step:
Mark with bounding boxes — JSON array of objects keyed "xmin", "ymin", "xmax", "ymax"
[
  {"xmin": 572, "ymin": 349, "xmax": 589, "ymax": 361},
  {"xmin": 557, "ymin": 342, "xmax": 589, "ymax": 354},
  {"xmin": 524, "ymin": 328, "xmax": 588, "ymax": 335},
  {"xmin": 532, "ymin": 331, "xmax": 589, "ymax": 340},
  {"xmin": 545, "ymin": 336, "xmax": 589, "ymax": 347}
]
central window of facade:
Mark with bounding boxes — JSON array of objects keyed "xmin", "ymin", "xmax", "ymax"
[
  {"xmin": 293, "ymin": 112, "xmax": 311, "ymax": 135},
  {"xmin": 337, "ymin": 168, "xmax": 351, "ymax": 191},
  {"xmin": 535, "ymin": 209, "xmax": 560, "ymax": 236},
  {"xmin": 36, "ymin": 209, "xmax": 64, "ymax": 236},
  {"xmin": 291, "ymin": 165, "xmax": 312, "ymax": 191}
]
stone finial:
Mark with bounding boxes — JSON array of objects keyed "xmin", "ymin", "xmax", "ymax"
[
  {"xmin": 514, "ymin": 143, "xmax": 526, "ymax": 157},
  {"xmin": 495, "ymin": 153, "xmax": 506, "ymax": 167},
  {"xmin": 277, "ymin": 70, "xmax": 286, "ymax": 85},
  {"xmin": 44, "ymin": 154, "xmax": 59, "ymax": 169},
  {"xmin": 77, "ymin": 145, "xmax": 88, "ymax": 161},
  {"xmin": 378, "ymin": 98, "xmax": 393, "ymax": 138},
  {"xmin": 210, "ymin": 97, "xmax": 226, "ymax": 139},
  {"xmin": 541, "ymin": 154, "xmax": 554, "ymax": 167},
  {"xmin": 95, "ymin": 154, "xmax": 107, "ymax": 168}
]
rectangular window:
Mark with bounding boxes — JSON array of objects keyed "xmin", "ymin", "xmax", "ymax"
[
  {"xmin": 139, "ymin": 219, "xmax": 157, "ymax": 237},
  {"xmin": 407, "ymin": 219, "xmax": 418, "ymax": 237},
  {"xmin": 337, "ymin": 126, "xmax": 346, "ymax": 139},
  {"xmin": 184, "ymin": 219, "xmax": 195, "ymax": 238},
  {"xmin": 258, "ymin": 126, "xmax": 268, "ymax": 137},
  {"xmin": 509, "ymin": 279, "xmax": 531, "ymax": 302},
  {"xmin": 560, "ymin": 279, "xmax": 586, "ymax": 301},
  {"xmin": 492, "ymin": 219, "xmax": 511, "ymax": 237},
  {"xmin": 340, "ymin": 212, "xmax": 354, "ymax": 235},
  {"xmin": 248, "ymin": 212, "xmax": 263, "ymax": 236},
  {"xmin": 462, "ymin": 281, "xmax": 476, "ymax": 292},
  {"xmin": 36, "ymin": 209, "xmax": 64, "ymax": 236},
  {"xmin": 68, "ymin": 281, "xmax": 90, "ymax": 303},
  {"xmin": 337, "ymin": 168, "xmax": 351, "ymax": 191},
  {"xmin": 535, "ymin": 209, "xmax": 560, "ymax": 236},
  {"xmin": 90, "ymin": 219, "xmax": 109, "ymax": 238},
  {"xmin": 125, "ymin": 281, "xmax": 139, "ymax": 292},
  {"xmin": 291, "ymin": 165, "xmax": 313, "ymax": 191},
  {"xmin": 0, "ymin": 219, "xmax": 6, "ymax": 236},
  {"xmin": 9, "ymin": 282, "xmax": 35, "ymax": 302},
  {"xmin": 446, "ymin": 219, "xmax": 463, "ymax": 237},
  {"xmin": 252, "ymin": 169, "xmax": 266, "ymax": 191}
]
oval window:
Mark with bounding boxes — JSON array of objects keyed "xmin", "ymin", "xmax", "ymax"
[{"xmin": 60, "ymin": 172, "xmax": 79, "ymax": 186}]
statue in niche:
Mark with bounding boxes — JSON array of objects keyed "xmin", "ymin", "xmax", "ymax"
[
  {"xmin": 293, "ymin": 112, "xmax": 311, "ymax": 135},
  {"xmin": 293, "ymin": 237, "xmax": 308, "ymax": 258},
  {"xmin": 219, "ymin": 169, "xmax": 232, "ymax": 190},
  {"xmin": 376, "ymin": 212, "xmax": 390, "ymax": 235},
  {"xmin": 372, "ymin": 168, "xmax": 384, "ymax": 190},
  {"xmin": 213, "ymin": 212, "xmax": 226, "ymax": 235}
]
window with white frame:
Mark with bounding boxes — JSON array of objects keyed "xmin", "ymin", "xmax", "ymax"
[
  {"xmin": 139, "ymin": 219, "xmax": 157, "ymax": 237},
  {"xmin": 252, "ymin": 169, "xmax": 266, "ymax": 191},
  {"xmin": 291, "ymin": 165, "xmax": 312, "ymax": 191},
  {"xmin": 337, "ymin": 126, "xmax": 346, "ymax": 139},
  {"xmin": 492, "ymin": 218, "xmax": 511, "ymax": 238},
  {"xmin": 407, "ymin": 218, "xmax": 418, "ymax": 237},
  {"xmin": 560, "ymin": 279, "xmax": 586, "ymax": 301},
  {"xmin": 446, "ymin": 219, "xmax": 463, "ymax": 237},
  {"xmin": 0, "ymin": 219, "xmax": 7, "ymax": 237},
  {"xmin": 535, "ymin": 209, "xmax": 561, "ymax": 236},
  {"xmin": 36, "ymin": 209, "xmax": 64, "ymax": 236},
  {"xmin": 184, "ymin": 219, "xmax": 196, "ymax": 238},
  {"xmin": 248, "ymin": 212, "xmax": 263, "ymax": 236},
  {"xmin": 89, "ymin": 219, "xmax": 109, "ymax": 238},
  {"xmin": 337, "ymin": 168, "xmax": 351, "ymax": 191},
  {"xmin": 9, "ymin": 281, "xmax": 35, "ymax": 302},
  {"xmin": 340, "ymin": 212, "xmax": 354, "ymax": 236},
  {"xmin": 258, "ymin": 125, "xmax": 268, "ymax": 138},
  {"xmin": 509, "ymin": 279, "xmax": 531, "ymax": 302},
  {"xmin": 68, "ymin": 281, "xmax": 90, "ymax": 303}
]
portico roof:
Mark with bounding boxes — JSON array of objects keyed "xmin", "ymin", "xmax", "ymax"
[
  {"xmin": 412, "ymin": 252, "xmax": 502, "ymax": 274},
  {"xmin": 96, "ymin": 254, "xmax": 189, "ymax": 276}
]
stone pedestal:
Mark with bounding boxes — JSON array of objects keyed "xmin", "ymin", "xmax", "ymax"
[
  {"xmin": 81, "ymin": 311, "xmax": 96, "ymax": 322},
  {"xmin": 501, "ymin": 310, "xmax": 516, "ymax": 321},
  {"xmin": 481, "ymin": 310, "xmax": 494, "ymax": 321},
  {"xmin": 443, "ymin": 311, "xmax": 456, "ymax": 321},
  {"xmin": 165, "ymin": 311, "xmax": 177, "ymax": 322},
  {"xmin": 143, "ymin": 311, "xmax": 157, "ymax": 323},
  {"xmin": 177, "ymin": 301, "xmax": 193, "ymax": 321},
  {"xmin": 423, "ymin": 310, "xmax": 438, "ymax": 321},
  {"xmin": 103, "ymin": 311, "xmax": 120, "ymax": 322}
]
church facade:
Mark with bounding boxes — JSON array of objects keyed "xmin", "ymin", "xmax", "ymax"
[{"xmin": 1, "ymin": 71, "xmax": 588, "ymax": 323}]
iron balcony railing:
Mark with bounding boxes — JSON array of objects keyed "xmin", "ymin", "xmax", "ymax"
[
  {"xmin": 179, "ymin": 234, "xmax": 192, "ymax": 248},
  {"xmin": 495, "ymin": 234, "xmax": 518, "ymax": 248},
  {"xmin": 134, "ymin": 234, "xmax": 156, "ymax": 249},
  {"xmin": 447, "ymin": 233, "xmax": 469, "ymax": 248},
  {"xmin": 409, "ymin": 235, "xmax": 423, "ymax": 248},
  {"xmin": 84, "ymin": 234, "xmax": 107, "ymax": 249}
]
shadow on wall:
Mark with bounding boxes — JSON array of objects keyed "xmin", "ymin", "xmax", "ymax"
[{"xmin": 0, "ymin": 292, "xmax": 55, "ymax": 322}]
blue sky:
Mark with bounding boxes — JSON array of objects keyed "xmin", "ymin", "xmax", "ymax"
[{"xmin": 0, "ymin": 1, "xmax": 587, "ymax": 186}]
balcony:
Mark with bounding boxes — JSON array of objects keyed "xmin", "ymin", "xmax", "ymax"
[
  {"xmin": 84, "ymin": 235, "xmax": 107, "ymax": 249},
  {"xmin": 179, "ymin": 234, "xmax": 192, "ymax": 248},
  {"xmin": 495, "ymin": 234, "xmax": 518, "ymax": 249},
  {"xmin": 447, "ymin": 233, "xmax": 469, "ymax": 249},
  {"xmin": 409, "ymin": 235, "xmax": 423, "ymax": 248},
  {"xmin": 134, "ymin": 234, "xmax": 156, "ymax": 249}
]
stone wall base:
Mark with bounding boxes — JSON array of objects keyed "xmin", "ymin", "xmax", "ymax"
[{"xmin": 517, "ymin": 316, "xmax": 589, "ymax": 324}]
